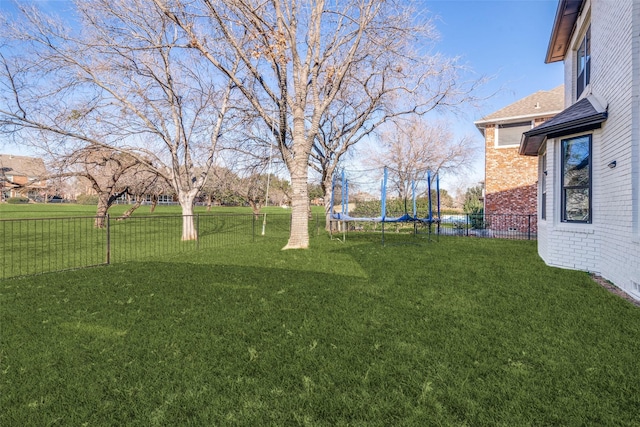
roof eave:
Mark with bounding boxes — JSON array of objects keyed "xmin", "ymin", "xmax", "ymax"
[
  {"xmin": 545, "ymin": 0, "xmax": 585, "ymax": 64},
  {"xmin": 520, "ymin": 112, "xmax": 607, "ymax": 156},
  {"xmin": 519, "ymin": 134, "xmax": 547, "ymax": 156},
  {"xmin": 474, "ymin": 110, "xmax": 564, "ymax": 127}
]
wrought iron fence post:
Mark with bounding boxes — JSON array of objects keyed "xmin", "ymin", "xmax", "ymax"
[
  {"xmin": 528, "ymin": 215, "xmax": 532, "ymax": 240},
  {"xmin": 106, "ymin": 214, "xmax": 111, "ymax": 265},
  {"xmin": 466, "ymin": 214, "xmax": 469, "ymax": 236},
  {"xmin": 252, "ymin": 214, "xmax": 256, "ymax": 242},
  {"xmin": 196, "ymin": 214, "xmax": 200, "ymax": 250}
]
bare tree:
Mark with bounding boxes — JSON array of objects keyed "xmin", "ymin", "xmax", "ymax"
[
  {"xmin": 237, "ymin": 173, "xmax": 271, "ymax": 216},
  {"xmin": 44, "ymin": 147, "xmax": 170, "ymax": 224},
  {"xmin": 310, "ymin": 53, "xmax": 485, "ymax": 229},
  {"xmin": 118, "ymin": 167, "xmax": 172, "ymax": 218},
  {"xmin": 218, "ymin": 139, "xmax": 275, "ymax": 215},
  {"xmin": 365, "ymin": 118, "xmax": 477, "ymax": 200},
  {"xmin": 270, "ymin": 176, "xmax": 291, "ymax": 207},
  {"xmin": 200, "ymin": 166, "xmax": 241, "ymax": 209},
  {"xmin": 155, "ymin": 0, "xmax": 469, "ymax": 248},
  {"xmin": 48, "ymin": 148, "xmax": 140, "ymax": 227},
  {"xmin": 0, "ymin": 0, "xmax": 239, "ymax": 240}
]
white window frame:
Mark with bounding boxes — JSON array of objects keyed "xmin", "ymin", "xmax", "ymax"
[{"xmin": 494, "ymin": 120, "xmax": 534, "ymax": 148}]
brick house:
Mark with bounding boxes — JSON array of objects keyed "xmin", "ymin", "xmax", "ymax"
[
  {"xmin": 0, "ymin": 154, "xmax": 48, "ymax": 201},
  {"xmin": 520, "ymin": 0, "xmax": 640, "ymax": 300},
  {"xmin": 475, "ymin": 86, "xmax": 564, "ymax": 219}
]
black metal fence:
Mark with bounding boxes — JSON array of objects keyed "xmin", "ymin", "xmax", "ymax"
[
  {"xmin": 1, "ymin": 212, "xmax": 535, "ymax": 280},
  {"xmin": 438, "ymin": 213, "xmax": 537, "ymax": 240},
  {"xmin": 330, "ymin": 213, "xmax": 537, "ymax": 242},
  {"xmin": 1, "ymin": 213, "xmax": 302, "ymax": 280},
  {"xmin": 1, "ymin": 216, "xmax": 108, "ymax": 280}
]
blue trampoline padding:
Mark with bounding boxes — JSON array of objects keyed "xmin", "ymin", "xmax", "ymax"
[
  {"xmin": 332, "ymin": 213, "xmax": 379, "ymax": 222},
  {"xmin": 332, "ymin": 213, "xmax": 419, "ymax": 223},
  {"xmin": 383, "ymin": 213, "xmax": 415, "ymax": 222}
]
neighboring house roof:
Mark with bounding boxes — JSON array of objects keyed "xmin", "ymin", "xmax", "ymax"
[
  {"xmin": 520, "ymin": 94, "xmax": 608, "ymax": 156},
  {"xmin": 474, "ymin": 85, "xmax": 564, "ymax": 130},
  {"xmin": 546, "ymin": 0, "xmax": 585, "ymax": 63},
  {"xmin": 0, "ymin": 154, "xmax": 47, "ymax": 181}
]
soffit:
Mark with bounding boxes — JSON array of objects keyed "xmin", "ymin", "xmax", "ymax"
[{"xmin": 546, "ymin": 0, "xmax": 584, "ymax": 63}]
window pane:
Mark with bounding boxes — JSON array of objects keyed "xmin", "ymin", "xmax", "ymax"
[
  {"xmin": 576, "ymin": 26, "xmax": 591, "ymax": 98},
  {"xmin": 577, "ymin": 69, "xmax": 586, "ymax": 98},
  {"xmin": 561, "ymin": 135, "xmax": 591, "ymax": 223},
  {"xmin": 578, "ymin": 40, "xmax": 585, "ymax": 75},
  {"xmin": 497, "ymin": 122, "xmax": 531, "ymax": 146},
  {"xmin": 563, "ymin": 137, "xmax": 590, "ymax": 187},
  {"xmin": 564, "ymin": 188, "xmax": 590, "ymax": 221},
  {"xmin": 585, "ymin": 26, "xmax": 590, "ymax": 61},
  {"xmin": 541, "ymin": 154, "xmax": 547, "ymax": 220}
]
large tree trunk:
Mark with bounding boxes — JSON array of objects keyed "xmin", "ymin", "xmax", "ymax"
[
  {"xmin": 94, "ymin": 185, "xmax": 128, "ymax": 228},
  {"xmin": 284, "ymin": 171, "xmax": 309, "ymax": 249},
  {"xmin": 95, "ymin": 193, "xmax": 110, "ymax": 228},
  {"xmin": 179, "ymin": 192, "xmax": 198, "ymax": 241},
  {"xmin": 283, "ymin": 111, "xmax": 313, "ymax": 249}
]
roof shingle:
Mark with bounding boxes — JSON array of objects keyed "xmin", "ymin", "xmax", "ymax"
[
  {"xmin": 475, "ymin": 85, "xmax": 564, "ymax": 126},
  {"xmin": 0, "ymin": 154, "xmax": 47, "ymax": 177},
  {"xmin": 519, "ymin": 95, "xmax": 608, "ymax": 156}
]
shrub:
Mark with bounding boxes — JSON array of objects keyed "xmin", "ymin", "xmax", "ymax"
[
  {"xmin": 468, "ymin": 207, "xmax": 487, "ymax": 230},
  {"xmin": 350, "ymin": 197, "xmax": 443, "ymax": 218},
  {"xmin": 6, "ymin": 197, "xmax": 30, "ymax": 204}
]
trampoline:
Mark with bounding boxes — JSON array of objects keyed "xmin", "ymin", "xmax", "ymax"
[{"xmin": 329, "ymin": 167, "xmax": 441, "ymax": 244}]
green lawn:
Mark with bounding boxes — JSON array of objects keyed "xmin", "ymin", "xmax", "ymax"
[
  {"xmin": 0, "ymin": 202, "xmax": 308, "ymax": 218},
  {"xmin": 2, "ymin": 234, "xmax": 640, "ymax": 425},
  {"xmin": 1, "ymin": 204, "xmax": 316, "ymax": 279}
]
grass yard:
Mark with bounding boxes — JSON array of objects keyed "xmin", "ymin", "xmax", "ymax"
[
  {"xmin": 2, "ymin": 234, "xmax": 640, "ymax": 425},
  {"xmin": 0, "ymin": 204, "xmax": 312, "ymax": 279},
  {"xmin": 0, "ymin": 202, "xmax": 304, "ymax": 219}
]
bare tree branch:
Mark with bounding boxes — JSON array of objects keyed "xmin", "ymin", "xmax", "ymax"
[{"xmin": 0, "ymin": 0, "xmax": 241, "ymax": 239}]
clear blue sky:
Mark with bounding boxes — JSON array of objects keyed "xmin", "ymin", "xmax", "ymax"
[
  {"xmin": 424, "ymin": 0, "xmax": 564, "ymax": 188},
  {"xmin": 428, "ymin": 0, "xmax": 563, "ymax": 106},
  {"xmin": 1, "ymin": 0, "xmax": 564, "ymax": 188}
]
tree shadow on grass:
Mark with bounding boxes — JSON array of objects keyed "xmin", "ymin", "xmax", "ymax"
[{"xmin": 4, "ymin": 248, "xmax": 640, "ymax": 427}]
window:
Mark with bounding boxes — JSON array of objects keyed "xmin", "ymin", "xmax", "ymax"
[
  {"xmin": 541, "ymin": 152, "xmax": 547, "ymax": 220},
  {"xmin": 576, "ymin": 26, "xmax": 591, "ymax": 99},
  {"xmin": 561, "ymin": 135, "xmax": 591, "ymax": 223},
  {"xmin": 496, "ymin": 121, "xmax": 532, "ymax": 147}
]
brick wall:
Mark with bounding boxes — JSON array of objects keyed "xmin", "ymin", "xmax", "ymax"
[{"xmin": 484, "ymin": 121, "xmax": 551, "ymax": 216}]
